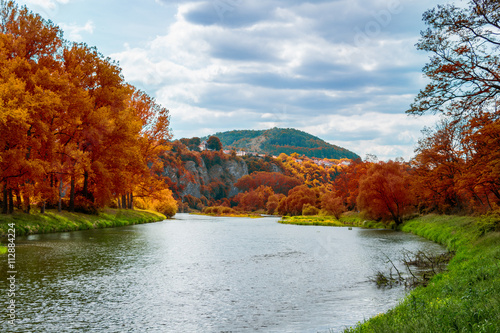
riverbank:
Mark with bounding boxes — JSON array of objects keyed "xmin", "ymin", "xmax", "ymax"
[
  {"xmin": 0, "ymin": 208, "xmax": 167, "ymax": 238},
  {"xmin": 280, "ymin": 215, "xmax": 345, "ymax": 227},
  {"xmin": 198, "ymin": 206, "xmax": 263, "ymax": 218},
  {"xmin": 345, "ymin": 214, "xmax": 500, "ymax": 332},
  {"xmin": 278, "ymin": 212, "xmax": 389, "ymax": 229}
]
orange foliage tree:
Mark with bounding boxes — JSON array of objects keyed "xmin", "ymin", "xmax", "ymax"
[
  {"xmin": 321, "ymin": 190, "xmax": 346, "ymax": 219},
  {"xmin": 331, "ymin": 159, "xmax": 369, "ymax": 211},
  {"xmin": 357, "ymin": 161, "xmax": 415, "ymax": 226},
  {"xmin": 234, "ymin": 185, "xmax": 274, "ymax": 212},
  {"xmin": 411, "ymin": 120, "xmax": 468, "ymax": 213},
  {"xmin": 235, "ymin": 171, "xmax": 302, "ymax": 195},
  {"xmin": 0, "ymin": 1, "xmax": 174, "ymax": 215},
  {"xmin": 277, "ymin": 185, "xmax": 320, "ymax": 216}
]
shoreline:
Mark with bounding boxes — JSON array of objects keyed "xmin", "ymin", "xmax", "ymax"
[
  {"xmin": 278, "ymin": 214, "xmax": 389, "ymax": 229},
  {"xmin": 0, "ymin": 208, "xmax": 167, "ymax": 239},
  {"xmin": 345, "ymin": 214, "xmax": 500, "ymax": 332}
]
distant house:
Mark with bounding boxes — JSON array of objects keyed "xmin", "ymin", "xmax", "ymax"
[{"xmin": 199, "ymin": 141, "xmax": 208, "ymax": 151}]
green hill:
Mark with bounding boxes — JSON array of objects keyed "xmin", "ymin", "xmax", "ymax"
[{"xmin": 209, "ymin": 128, "xmax": 360, "ymax": 160}]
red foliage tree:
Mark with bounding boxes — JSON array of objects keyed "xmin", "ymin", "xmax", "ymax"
[
  {"xmin": 357, "ymin": 161, "xmax": 415, "ymax": 226},
  {"xmin": 234, "ymin": 185, "xmax": 274, "ymax": 212},
  {"xmin": 277, "ymin": 185, "xmax": 320, "ymax": 216},
  {"xmin": 235, "ymin": 171, "xmax": 302, "ymax": 195}
]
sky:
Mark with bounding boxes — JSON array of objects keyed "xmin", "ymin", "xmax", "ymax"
[{"xmin": 17, "ymin": 0, "xmax": 447, "ymax": 161}]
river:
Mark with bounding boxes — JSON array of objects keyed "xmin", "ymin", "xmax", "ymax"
[{"xmin": 1, "ymin": 214, "xmax": 445, "ymax": 332}]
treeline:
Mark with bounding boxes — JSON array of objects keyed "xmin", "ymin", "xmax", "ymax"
[
  {"xmin": 0, "ymin": 1, "xmax": 176, "ymax": 216},
  {"xmin": 224, "ymin": 142, "xmax": 499, "ymax": 225},
  {"xmin": 214, "ymin": 127, "xmax": 360, "ymax": 160},
  {"xmin": 226, "ymin": 0, "xmax": 500, "ymax": 224}
]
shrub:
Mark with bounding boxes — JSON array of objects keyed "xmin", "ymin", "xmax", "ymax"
[{"xmin": 302, "ymin": 203, "xmax": 319, "ymax": 216}]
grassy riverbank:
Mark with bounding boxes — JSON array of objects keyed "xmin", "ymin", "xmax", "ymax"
[
  {"xmin": 345, "ymin": 214, "xmax": 500, "ymax": 332},
  {"xmin": 279, "ymin": 213, "xmax": 390, "ymax": 229},
  {"xmin": 198, "ymin": 206, "xmax": 263, "ymax": 218},
  {"xmin": 0, "ymin": 208, "xmax": 167, "ymax": 238},
  {"xmin": 280, "ymin": 215, "xmax": 345, "ymax": 227}
]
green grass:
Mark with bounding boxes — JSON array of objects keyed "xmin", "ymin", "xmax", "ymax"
[
  {"xmin": 0, "ymin": 208, "xmax": 167, "ymax": 237},
  {"xmin": 280, "ymin": 215, "xmax": 345, "ymax": 227},
  {"xmin": 279, "ymin": 212, "xmax": 391, "ymax": 229},
  {"xmin": 345, "ymin": 214, "xmax": 500, "ymax": 332}
]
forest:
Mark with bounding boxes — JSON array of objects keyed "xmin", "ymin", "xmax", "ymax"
[
  {"xmin": 213, "ymin": 127, "xmax": 360, "ymax": 160},
  {"xmin": 0, "ymin": 1, "xmax": 177, "ymax": 217}
]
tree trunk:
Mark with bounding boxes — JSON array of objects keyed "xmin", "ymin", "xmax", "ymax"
[
  {"xmin": 41, "ymin": 201, "xmax": 46, "ymax": 214},
  {"xmin": 8, "ymin": 189, "xmax": 14, "ymax": 214},
  {"xmin": 2, "ymin": 183, "xmax": 8, "ymax": 215},
  {"xmin": 23, "ymin": 192, "xmax": 29, "ymax": 214},
  {"xmin": 122, "ymin": 194, "xmax": 127, "ymax": 210},
  {"xmin": 69, "ymin": 175, "xmax": 75, "ymax": 212},
  {"xmin": 58, "ymin": 178, "xmax": 63, "ymax": 212},
  {"xmin": 83, "ymin": 171, "xmax": 89, "ymax": 199},
  {"xmin": 14, "ymin": 189, "xmax": 21, "ymax": 209},
  {"xmin": 128, "ymin": 192, "xmax": 134, "ymax": 210}
]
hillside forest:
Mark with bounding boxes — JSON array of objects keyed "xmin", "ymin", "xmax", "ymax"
[{"xmin": 1, "ymin": 0, "xmax": 499, "ymax": 226}]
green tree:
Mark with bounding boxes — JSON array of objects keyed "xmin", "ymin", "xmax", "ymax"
[{"xmin": 207, "ymin": 136, "xmax": 223, "ymax": 151}]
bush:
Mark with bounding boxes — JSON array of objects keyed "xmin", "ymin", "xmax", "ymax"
[
  {"xmin": 202, "ymin": 206, "xmax": 237, "ymax": 215},
  {"xmin": 302, "ymin": 203, "xmax": 319, "ymax": 216},
  {"xmin": 476, "ymin": 210, "xmax": 500, "ymax": 236}
]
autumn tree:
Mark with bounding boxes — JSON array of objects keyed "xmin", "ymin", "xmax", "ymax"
[
  {"xmin": 411, "ymin": 120, "xmax": 468, "ymax": 213},
  {"xmin": 331, "ymin": 158, "xmax": 369, "ymax": 211},
  {"xmin": 266, "ymin": 193, "xmax": 285, "ymax": 215},
  {"xmin": 277, "ymin": 185, "xmax": 320, "ymax": 216},
  {"xmin": 234, "ymin": 185, "xmax": 274, "ymax": 212},
  {"xmin": 458, "ymin": 112, "xmax": 500, "ymax": 211},
  {"xmin": 357, "ymin": 161, "xmax": 415, "ymax": 226},
  {"xmin": 408, "ymin": 0, "xmax": 500, "ymax": 214},
  {"xmin": 180, "ymin": 137, "xmax": 201, "ymax": 152},
  {"xmin": 0, "ymin": 1, "xmax": 175, "ymax": 215},
  {"xmin": 0, "ymin": 0, "xmax": 64, "ymax": 213},
  {"xmin": 235, "ymin": 171, "xmax": 302, "ymax": 195},
  {"xmin": 408, "ymin": 0, "xmax": 500, "ymax": 118},
  {"xmin": 321, "ymin": 191, "xmax": 346, "ymax": 219}
]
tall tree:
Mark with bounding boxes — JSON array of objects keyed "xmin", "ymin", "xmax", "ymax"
[
  {"xmin": 0, "ymin": 0, "xmax": 64, "ymax": 213},
  {"xmin": 408, "ymin": 0, "xmax": 500, "ymax": 118},
  {"xmin": 207, "ymin": 136, "xmax": 223, "ymax": 151},
  {"xmin": 357, "ymin": 161, "xmax": 415, "ymax": 226},
  {"xmin": 411, "ymin": 120, "xmax": 468, "ymax": 213}
]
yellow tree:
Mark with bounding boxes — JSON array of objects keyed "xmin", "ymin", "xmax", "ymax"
[{"xmin": 0, "ymin": 0, "xmax": 64, "ymax": 213}]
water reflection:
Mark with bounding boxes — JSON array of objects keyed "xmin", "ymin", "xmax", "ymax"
[{"xmin": 1, "ymin": 214, "xmax": 444, "ymax": 332}]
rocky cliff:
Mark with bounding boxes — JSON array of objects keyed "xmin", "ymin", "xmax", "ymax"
[{"xmin": 162, "ymin": 153, "xmax": 249, "ymax": 200}]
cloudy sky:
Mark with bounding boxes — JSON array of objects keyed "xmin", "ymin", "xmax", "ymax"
[{"xmin": 18, "ymin": 0, "xmax": 447, "ymax": 161}]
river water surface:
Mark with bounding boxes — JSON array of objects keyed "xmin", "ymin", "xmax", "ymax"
[{"xmin": 1, "ymin": 214, "xmax": 445, "ymax": 332}]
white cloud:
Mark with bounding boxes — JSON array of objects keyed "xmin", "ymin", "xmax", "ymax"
[
  {"xmin": 59, "ymin": 20, "xmax": 94, "ymax": 42},
  {"xmin": 23, "ymin": 0, "xmax": 70, "ymax": 18},
  {"xmin": 111, "ymin": 0, "xmax": 440, "ymax": 161}
]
